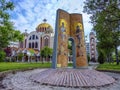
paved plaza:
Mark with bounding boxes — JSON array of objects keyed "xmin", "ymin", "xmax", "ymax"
[
  {"xmin": 30, "ymin": 69, "xmax": 115, "ymax": 87},
  {"xmin": 0, "ymin": 66, "xmax": 120, "ymax": 90}
]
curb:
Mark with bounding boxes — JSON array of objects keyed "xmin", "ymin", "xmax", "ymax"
[{"xmin": 96, "ymin": 69, "xmax": 120, "ymax": 74}]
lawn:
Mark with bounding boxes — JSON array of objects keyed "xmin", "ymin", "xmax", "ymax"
[
  {"xmin": 96, "ymin": 63, "xmax": 120, "ymax": 71},
  {"xmin": 0, "ymin": 62, "xmax": 51, "ymax": 72},
  {"xmin": 0, "ymin": 62, "xmax": 77, "ymax": 72}
]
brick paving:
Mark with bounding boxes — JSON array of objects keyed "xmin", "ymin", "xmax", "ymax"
[
  {"xmin": 1, "ymin": 63, "xmax": 120, "ymax": 90},
  {"xmin": 1, "ymin": 69, "xmax": 120, "ymax": 90},
  {"xmin": 30, "ymin": 69, "xmax": 115, "ymax": 87}
]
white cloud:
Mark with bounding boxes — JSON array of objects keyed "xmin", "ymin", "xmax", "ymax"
[{"xmin": 11, "ymin": 0, "xmax": 92, "ymax": 38}]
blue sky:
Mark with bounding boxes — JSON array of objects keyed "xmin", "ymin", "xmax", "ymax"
[{"xmin": 10, "ymin": 0, "xmax": 92, "ymax": 41}]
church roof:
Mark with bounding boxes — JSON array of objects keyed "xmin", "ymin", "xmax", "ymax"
[
  {"xmin": 36, "ymin": 19, "xmax": 53, "ymax": 30},
  {"xmin": 36, "ymin": 23, "xmax": 53, "ymax": 29},
  {"xmin": 36, "ymin": 19, "xmax": 53, "ymax": 33}
]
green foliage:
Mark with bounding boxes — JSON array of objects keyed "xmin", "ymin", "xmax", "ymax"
[
  {"xmin": 40, "ymin": 49, "xmax": 44, "ymax": 57},
  {"xmin": 0, "ymin": 62, "xmax": 51, "ymax": 72},
  {"xmin": 87, "ymin": 54, "xmax": 90, "ymax": 63},
  {"xmin": 68, "ymin": 41, "xmax": 72, "ymax": 50},
  {"xmin": 113, "ymin": 51, "xmax": 120, "ymax": 61},
  {"xmin": 83, "ymin": 0, "xmax": 120, "ymax": 64},
  {"xmin": 98, "ymin": 52, "xmax": 105, "ymax": 64},
  {"xmin": 119, "ymin": 51, "xmax": 120, "ymax": 60},
  {"xmin": 40, "ymin": 46, "xmax": 53, "ymax": 57},
  {"xmin": 68, "ymin": 41, "xmax": 72, "ymax": 55},
  {"xmin": 29, "ymin": 49, "xmax": 35, "ymax": 56},
  {"xmin": 17, "ymin": 53, "xmax": 23, "ymax": 60},
  {"xmin": 97, "ymin": 63, "xmax": 120, "ymax": 71},
  {"xmin": 0, "ymin": 0, "xmax": 24, "ymax": 50},
  {"xmin": 9, "ymin": 30, "xmax": 24, "ymax": 42},
  {"xmin": 0, "ymin": 50, "xmax": 6, "ymax": 62}
]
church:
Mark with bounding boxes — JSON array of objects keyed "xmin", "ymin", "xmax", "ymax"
[{"xmin": 19, "ymin": 19, "xmax": 54, "ymax": 51}]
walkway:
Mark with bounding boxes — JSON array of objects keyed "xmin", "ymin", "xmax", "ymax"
[{"xmin": 1, "ymin": 63, "xmax": 120, "ymax": 90}]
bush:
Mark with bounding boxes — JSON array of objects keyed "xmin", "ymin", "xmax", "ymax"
[
  {"xmin": 18, "ymin": 53, "xmax": 24, "ymax": 60},
  {"xmin": 0, "ymin": 50, "xmax": 6, "ymax": 62},
  {"xmin": 87, "ymin": 54, "xmax": 90, "ymax": 63},
  {"xmin": 98, "ymin": 53, "xmax": 105, "ymax": 64},
  {"xmin": 5, "ymin": 57, "xmax": 11, "ymax": 62}
]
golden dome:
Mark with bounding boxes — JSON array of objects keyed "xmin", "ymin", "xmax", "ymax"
[
  {"xmin": 36, "ymin": 19, "xmax": 53, "ymax": 33},
  {"xmin": 36, "ymin": 23, "xmax": 53, "ymax": 29}
]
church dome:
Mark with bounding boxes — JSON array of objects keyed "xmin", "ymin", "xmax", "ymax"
[{"xmin": 36, "ymin": 19, "xmax": 53, "ymax": 33}]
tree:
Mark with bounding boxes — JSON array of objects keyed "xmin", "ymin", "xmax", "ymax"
[
  {"xmin": 83, "ymin": 0, "xmax": 120, "ymax": 65},
  {"xmin": 9, "ymin": 30, "xmax": 24, "ymax": 42},
  {"xmin": 118, "ymin": 50, "xmax": 120, "ymax": 60},
  {"xmin": 40, "ymin": 46, "xmax": 53, "ymax": 63},
  {"xmin": 0, "ymin": 0, "xmax": 24, "ymax": 50},
  {"xmin": 68, "ymin": 41, "xmax": 72, "ymax": 56},
  {"xmin": 87, "ymin": 54, "xmax": 90, "ymax": 63},
  {"xmin": 17, "ymin": 52, "xmax": 24, "ymax": 61},
  {"xmin": 29, "ymin": 49, "xmax": 35, "ymax": 62},
  {"xmin": 98, "ymin": 51, "xmax": 105, "ymax": 64},
  {"xmin": 0, "ymin": 50, "xmax": 6, "ymax": 62},
  {"xmin": 29, "ymin": 49, "xmax": 35, "ymax": 56}
]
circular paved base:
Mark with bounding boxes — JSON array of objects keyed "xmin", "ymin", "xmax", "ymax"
[{"xmin": 30, "ymin": 69, "xmax": 115, "ymax": 87}]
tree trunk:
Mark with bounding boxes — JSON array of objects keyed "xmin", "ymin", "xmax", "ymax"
[
  {"xmin": 115, "ymin": 45, "xmax": 119, "ymax": 65},
  {"xmin": 41, "ymin": 57, "xmax": 44, "ymax": 64},
  {"xmin": 108, "ymin": 54, "xmax": 111, "ymax": 64},
  {"xmin": 106, "ymin": 55, "xmax": 109, "ymax": 63}
]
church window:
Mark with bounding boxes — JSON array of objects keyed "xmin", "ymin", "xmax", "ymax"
[
  {"xmin": 32, "ymin": 42, "xmax": 34, "ymax": 48},
  {"xmin": 45, "ymin": 27, "xmax": 46, "ymax": 31},
  {"xmin": 36, "ymin": 36, "xmax": 38, "ymax": 39},
  {"xmin": 92, "ymin": 50, "xmax": 94, "ymax": 53},
  {"xmin": 92, "ymin": 45, "xmax": 94, "ymax": 49},
  {"xmin": 32, "ymin": 35, "xmax": 35, "ymax": 40},
  {"xmin": 29, "ymin": 36, "xmax": 31, "ymax": 40},
  {"xmin": 92, "ymin": 55, "xmax": 94, "ymax": 58},
  {"xmin": 42, "ymin": 27, "xmax": 44, "ymax": 32},
  {"xmin": 44, "ymin": 38, "xmax": 49, "ymax": 46},
  {"xmin": 29, "ymin": 43, "xmax": 31, "ymax": 48},
  {"xmin": 40, "ymin": 27, "xmax": 41, "ymax": 32},
  {"xmin": 92, "ymin": 38, "xmax": 94, "ymax": 43},
  {"xmin": 35, "ymin": 42, "xmax": 38, "ymax": 48}
]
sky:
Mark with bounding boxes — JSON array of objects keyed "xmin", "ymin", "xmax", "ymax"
[{"xmin": 10, "ymin": 0, "xmax": 93, "ymax": 41}]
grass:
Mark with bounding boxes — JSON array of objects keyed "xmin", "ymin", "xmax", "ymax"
[
  {"xmin": 0, "ymin": 62, "xmax": 75, "ymax": 72},
  {"xmin": 96, "ymin": 63, "xmax": 120, "ymax": 71},
  {"xmin": 0, "ymin": 62, "xmax": 51, "ymax": 72}
]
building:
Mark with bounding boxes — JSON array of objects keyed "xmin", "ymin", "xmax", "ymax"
[
  {"xmin": 85, "ymin": 42, "xmax": 90, "ymax": 55},
  {"xmin": 8, "ymin": 41, "xmax": 20, "ymax": 48},
  {"xmin": 20, "ymin": 19, "xmax": 54, "ymax": 51},
  {"xmin": 89, "ymin": 31, "xmax": 97, "ymax": 62}
]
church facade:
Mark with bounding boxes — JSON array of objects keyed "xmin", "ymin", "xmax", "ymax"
[{"xmin": 20, "ymin": 19, "xmax": 54, "ymax": 51}]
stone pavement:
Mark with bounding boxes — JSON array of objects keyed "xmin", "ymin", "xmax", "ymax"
[
  {"xmin": 30, "ymin": 69, "xmax": 115, "ymax": 87},
  {"xmin": 1, "ymin": 63, "xmax": 120, "ymax": 90}
]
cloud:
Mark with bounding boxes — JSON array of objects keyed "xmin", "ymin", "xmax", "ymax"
[{"xmin": 10, "ymin": 0, "xmax": 92, "ymax": 39}]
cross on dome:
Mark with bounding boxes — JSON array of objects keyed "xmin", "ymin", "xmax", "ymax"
[
  {"xmin": 43, "ymin": 19, "xmax": 47, "ymax": 23},
  {"xmin": 25, "ymin": 29, "xmax": 27, "ymax": 33}
]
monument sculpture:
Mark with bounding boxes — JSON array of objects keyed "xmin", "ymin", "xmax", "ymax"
[
  {"xmin": 30, "ymin": 9, "xmax": 115, "ymax": 88},
  {"xmin": 52, "ymin": 9, "xmax": 88, "ymax": 68}
]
